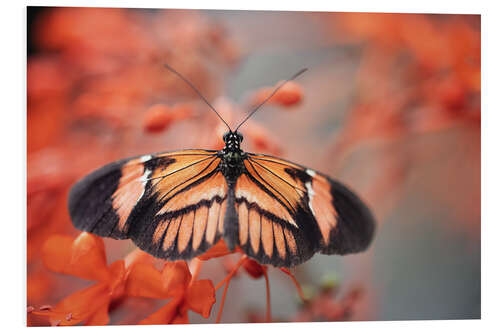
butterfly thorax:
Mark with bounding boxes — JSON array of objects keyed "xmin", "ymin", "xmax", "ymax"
[{"xmin": 219, "ymin": 131, "xmax": 246, "ymax": 181}]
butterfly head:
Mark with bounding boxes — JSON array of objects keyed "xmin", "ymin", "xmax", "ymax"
[{"xmin": 222, "ymin": 131, "xmax": 243, "ymax": 151}]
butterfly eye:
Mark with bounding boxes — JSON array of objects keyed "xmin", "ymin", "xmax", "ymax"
[
  {"xmin": 237, "ymin": 132, "xmax": 243, "ymax": 143},
  {"xmin": 223, "ymin": 132, "xmax": 230, "ymax": 142}
]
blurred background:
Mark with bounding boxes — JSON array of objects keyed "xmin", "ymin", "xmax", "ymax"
[{"xmin": 27, "ymin": 7, "xmax": 480, "ymax": 323}]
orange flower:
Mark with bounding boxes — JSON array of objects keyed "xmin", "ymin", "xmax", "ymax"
[
  {"xmin": 143, "ymin": 103, "xmax": 194, "ymax": 134},
  {"xmin": 197, "ymin": 239, "xmax": 235, "ymax": 261},
  {"xmin": 251, "ymin": 81, "xmax": 304, "ymax": 108},
  {"xmin": 242, "ymin": 257, "xmax": 267, "ymax": 279},
  {"xmin": 27, "ymin": 270, "xmax": 52, "ymax": 304},
  {"xmin": 31, "ymin": 232, "xmax": 126, "ymax": 326},
  {"xmin": 128, "ymin": 261, "xmax": 216, "ymax": 325}
]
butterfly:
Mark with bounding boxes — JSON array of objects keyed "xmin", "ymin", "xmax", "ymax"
[{"xmin": 68, "ymin": 64, "xmax": 376, "ymax": 268}]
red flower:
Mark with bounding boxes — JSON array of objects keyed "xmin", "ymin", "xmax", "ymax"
[
  {"xmin": 30, "ymin": 232, "xmax": 216, "ymax": 326},
  {"xmin": 143, "ymin": 103, "xmax": 194, "ymax": 134},
  {"xmin": 31, "ymin": 232, "xmax": 127, "ymax": 326},
  {"xmin": 128, "ymin": 260, "xmax": 216, "ymax": 324},
  {"xmin": 242, "ymin": 257, "xmax": 267, "ymax": 279},
  {"xmin": 251, "ymin": 81, "xmax": 304, "ymax": 108},
  {"xmin": 197, "ymin": 239, "xmax": 235, "ymax": 261}
]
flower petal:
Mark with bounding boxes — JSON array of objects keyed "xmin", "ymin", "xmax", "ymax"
[
  {"xmin": 162, "ymin": 261, "xmax": 191, "ymax": 293},
  {"xmin": 108, "ymin": 260, "xmax": 126, "ymax": 297},
  {"xmin": 32, "ymin": 283, "xmax": 110, "ymax": 326},
  {"xmin": 42, "ymin": 233, "xmax": 110, "ymax": 282},
  {"xmin": 41, "ymin": 235, "xmax": 72, "ymax": 274},
  {"xmin": 197, "ymin": 239, "xmax": 234, "ymax": 260},
  {"xmin": 171, "ymin": 311, "xmax": 189, "ymax": 324},
  {"xmin": 242, "ymin": 258, "xmax": 267, "ymax": 279},
  {"xmin": 139, "ymin": 296, "xmax": 184, "ymax": 325},
  {"xmin": 250, "ymin": 81, "xmax": 303, "ymax": 108},
  {"xmin": 85, "ymin": 298, "xmax": 111, "ymax": 326},
  {"xmin": 27, "ymin": 270, "xmax": 52, "ymax": 303},
  {"xmin": 143, "ymin": 104, "xmax": 174, "ymax": 133},
  {"xmin": 186, "ymin": 279, "xmax": 216, "ymax": 318},
  {"xmin": 124, "ymin": 248, "xmax": 156, "ymax": 269},
  {"xmin": 126, "ymin": 263, "xmax": 169, "ymax": 298},
  {"xmin": 71, "ymin": 232, "xmax": 109, "ymax": 281}
]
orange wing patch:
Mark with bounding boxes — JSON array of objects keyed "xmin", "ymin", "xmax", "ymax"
[
  {"xmin": 162, "ymin": 215, "xmax": 182, "ymax": 251},
  {"xmin": 156, "ymin": 170, "xmax": 226, "ymax": 215},
  {"xmin": 236, "ymin": 200, "xmax": 298, "ymax": 262},
  {"xmin": 238, "ymin": 201, "xmax": 249, "ymax": 245},
  {"xmin": 107, "ymin": 150, "xmax": 218, "ymax": 236},
  {"xmin": 149, "ymin": 171, "xmax": 229, "ymax": 257},
  {"xmin": 112, "ymin": 159, "xmax": 148, "ymax": 232},
  {"xmin": 149, "ymin": 198, "xmax": 229, "ymax": 256},
  {"xmin": 306, "ymin": 170, "xmax": 338, "ymax": 244},
  {"xmin": 205, "ymin": 201, "xmax": 221, "ymax": 244},
  {"xmin": 152, "ymin": 155, "xmax": 220, "ymax": 209},
  {"xmin": 246, "ymin": 154, "xmax": 340, "ymax": 246},
  {"xmin": 177, "ymin": 210, "xmax": 195, "ymax": 252},
  {"xmin": 248, "ymin": 209, "xmax": 261, "ymax": 254},
  {"xmin": 244, "ymin": 158, "xmax": 306, "ymax": 216},
  {"xmin": 192, "ymin": 206, "xmax": 209, "ymax": 250},
  {"xmin": 235, "ymin": 173, "xmax": 296, "ymax": 227},
  {"xmin": 261, "ymin": 216, "xmax": 274, "ymax": 257},
  {"xmin": 273, "ymin": 222, "xmax": 286, "ymax": 259},
  {"xmin": 120, "ymin": 150, "xmax": 227, "ymax": 258}
]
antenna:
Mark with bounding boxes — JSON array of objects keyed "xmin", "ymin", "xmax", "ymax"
[
  {"xmin": 163, "ymin": 63, "xmax": 231, "ymax": 131},
  {"xmin": 234, "ymin": 68, "xmax": 307, "ymax": 132}
]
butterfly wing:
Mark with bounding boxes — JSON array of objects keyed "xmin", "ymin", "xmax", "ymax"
[
  {"xmin": 231, "ymin": 152, "xmax": 376, "ymax": 267},
  {"xmin": 68, "ymin": 149, "xmax": 230, "ymax": 260}
]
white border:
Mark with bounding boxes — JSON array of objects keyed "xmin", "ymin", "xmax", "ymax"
[{"xmin": 3, "ymin": 0, "xmax": 499, "ymax": 332}]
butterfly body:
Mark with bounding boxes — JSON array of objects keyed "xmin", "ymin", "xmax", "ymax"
[{"xmin": 218, "ymin": 132, "xmax": 246, "ymax": 180}]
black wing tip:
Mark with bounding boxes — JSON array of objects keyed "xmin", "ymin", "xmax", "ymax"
[
  {"xmin": 67, "ymin": 159, "xmax": 128, "ymax": 233},
  {"xmin": 321, "ymin": 179, "xmax": 376, "ymax": 255}
]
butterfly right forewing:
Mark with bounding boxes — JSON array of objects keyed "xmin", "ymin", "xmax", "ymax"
[{"xmin": 228, "ymin": 153, "xmax": 375, "ymax": 267}]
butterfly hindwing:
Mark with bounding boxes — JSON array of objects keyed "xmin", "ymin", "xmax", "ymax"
[{"xmin": 68, "ymin": 149, "xmax": 230, "ymax": 260}]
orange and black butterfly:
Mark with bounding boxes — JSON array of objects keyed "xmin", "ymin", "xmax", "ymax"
[{"xmin": 68, "ymin": 65, "xmax": 375, "ymax": 268}]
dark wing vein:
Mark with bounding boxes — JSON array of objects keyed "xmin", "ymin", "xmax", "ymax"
[
  {"xmin": 247, "ymin": 155, "xmax": 303, "ymax": 168},
  {"xmin": 248, "ymin": 157, "xmax": 307, "ymax": 194},
  {"xmin": 113, "ymin": 156, "xmax": 216, "ymax": 196},
  {"xmin": 245, "ymin": 159, "xmax": 297, "ymax": 215},
  {"xmin": 124, "ymin": 151, "xmax": 217, "ymax": 167},
  {"xmin": 155, "ymin": 157, "xmax": 219, "ymax": 205},
  {"xmin": 147, "ymin": 156, "xmax": 216, "ymax": 182}
]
